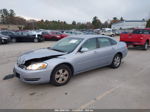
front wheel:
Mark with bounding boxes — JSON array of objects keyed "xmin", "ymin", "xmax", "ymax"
[
  {"xmin": 50, "ymin": 65, "xmax": 72, "ymax": 86},
  {"xmin": 110, "ymin": 54, "xmax": 122, "ymax": 68}
]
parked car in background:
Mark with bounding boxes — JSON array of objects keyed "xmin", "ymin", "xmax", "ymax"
[
  {"xmin": 14, "ymin": 35, "xmax": 128, "ymax": 86},
  {"xmin": 12, "ymin": 31, "xmax": 44, "ymax": 43},
  {"xmin": 63, "ymin": 30, "xmax": 84, "ymax": 36},
  {"xmin": 0, "ymin": 30, "xmax": 44, "ymax": 43},
  {"xmin": 42, "ymin": 31, "xmax": 68, "ymax": 40},
  {"xmin": 82, "ymin": 31, "xmax": 97, "ymax": 35},
  {"xmin": 101, "ymin": 29, "xmax": 115, "ymax": 37},
  {"xmin": 0, "ymin": 34, "xmax": 10, "ymax": 44},
  {"xmin": 120, "ymin": 28, "xmax": 150, "ymax": 50},
  {"xmin": 0, "ymin": 30, "xmax": 16, "ymax": 41}
]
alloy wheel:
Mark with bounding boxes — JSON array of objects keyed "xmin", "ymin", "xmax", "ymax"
[
  {"xmin": 55, "ymin": 69, "xmax": 69, "ymax": 84},
  {"xmin": 113, "ymin": 55, "xmax": 121, "ymax": 67}
]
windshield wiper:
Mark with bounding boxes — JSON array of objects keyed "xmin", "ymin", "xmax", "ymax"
[{"xmin": 50, "ymin": 48, "xmax": 65, "ymax": 53}]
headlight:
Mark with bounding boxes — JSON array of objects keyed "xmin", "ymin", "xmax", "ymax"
[
  {"xmin": 2, "ymin": 37, "xmax": 7, "ymax": 39},
  {"xmin": 26, "ymin": 62, "xmax": 47, "ymax": 70}
]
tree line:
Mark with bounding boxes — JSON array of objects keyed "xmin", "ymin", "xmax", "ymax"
[{"xmin": 0, "ymin": 8, "xmax": 150, "ymax": 30}]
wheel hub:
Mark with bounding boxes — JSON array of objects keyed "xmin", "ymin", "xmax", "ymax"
[{"xmin": 55, "ymin": 69, "xmax": 69, "ymax": 84}]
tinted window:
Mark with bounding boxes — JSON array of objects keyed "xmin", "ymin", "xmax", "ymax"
[
  {"xmin": 132, "ymin": 29, "xmax": 144, "ymax": 34},
  {"xmin": 42, "ymin": 32, "xmax": 49, "ymax": 35},
  {"xmin": 149, "ymin": 30, "xmax": 150, "ymax": 34},
  {"xmin": 98, "ymin": 37, "xmax": 112, "ymax": 48},
  {"xmin": 1, "ymin": 32, "xmax": 8, "ymax": 35},
  {"xmin": 81, "ymin": 38, "xmax": 97, "ymax": 51},
  {"xmin": 143, "ymin": 30, "xmax": 150, "ymax": 34},
  {"xmin": 109, "ymin": 38, "xmax": 117, "ymax": 45}
]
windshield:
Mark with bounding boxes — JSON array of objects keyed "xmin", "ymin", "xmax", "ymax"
[{"xmin": 51, "ymin": 37, "xmax": 83, "ymax": 53}]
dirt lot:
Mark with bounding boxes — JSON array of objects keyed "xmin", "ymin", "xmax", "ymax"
[{"xmin": 0, "ymin": 38, "xmax": 150, "ymax": 109}]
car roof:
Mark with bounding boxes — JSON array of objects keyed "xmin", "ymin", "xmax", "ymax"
[{"xmin": 69, "ymin": 34, "xmax": 110, "ymax": 39}]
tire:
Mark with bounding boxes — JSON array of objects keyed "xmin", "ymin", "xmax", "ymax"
[
  {"xmin": 111, "ymin": 34, "xmax": 114, "ymax": 37},
  {"xmin": 110, "ymin": 54, "xmax": 122, "ymax": 69},
  {"xmin": 1, "ymin": 39, "xmax": 5, "ymax": 44},
  {"xmin": 143, "ymin": 42, "xmax": 148, "ymax": 50},
  {"xmin": 34, "ymin": 38, "xmax": 39, "ymax": 43},
  {"xmin": 50, "ymin": 64, "xmax": 72, "ymax": 86},
  {"xmin": 3, "ymin": 40, "xmax": 8, "ymax": 44},
  {"xmin": 11, "ymin": 38, "xmax": 16, "ymax": 43}
]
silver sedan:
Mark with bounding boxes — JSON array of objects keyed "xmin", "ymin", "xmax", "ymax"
[{"xmin": 14, "ymin": 35, "xmax": 128, "ymax": 86}]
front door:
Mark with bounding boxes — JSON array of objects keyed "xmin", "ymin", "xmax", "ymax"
[{"xmin": 74, "ymin": 38, "xmax": 99, "ymax": 73}]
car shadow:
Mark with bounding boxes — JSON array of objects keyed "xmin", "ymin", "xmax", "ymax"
[
  {"xmin": 128, "ymin": 46, "xmax": 150, "ymax": 51},
  {"xmin": 5, "ymin": 62, "xmax": 126, "ymax": 91}
]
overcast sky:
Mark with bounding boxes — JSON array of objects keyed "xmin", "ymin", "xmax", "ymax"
[{"xmin": 1, "ymin": 0, "xmax": 150, "ymax": 23}]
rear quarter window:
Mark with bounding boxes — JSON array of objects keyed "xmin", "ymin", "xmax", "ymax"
[
  {"xmin": 132, "ymin": 29, "xmax": 143, "ymax": 34},
  {"xmin": 143, "ymin": 30, "xmax": 150, "ymax": 34},
  {"xmin": 109, "ymin": 38, "xmax": 117, "ymax": 45}
]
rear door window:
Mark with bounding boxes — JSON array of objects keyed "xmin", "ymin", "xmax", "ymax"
[
  {"xmin": 132, "ymin": 29, "xmax": 144, "ymax": 34},
  {"xmin": 98, "ymin": 37, "xmax": 112, "ymax": 48},
  {"xmin": 143, "ymin": 30, "xmax": 150, "ymax": 34},
  {"xmin": 1, "ymin": 32, "xmax": 8, "ymax": 35}
]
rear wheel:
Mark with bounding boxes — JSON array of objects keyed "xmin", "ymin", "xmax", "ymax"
[
  {"xmin": 11, "ymin": 38, "xmax": 16, "ymax": 43},
  {"xmin": 110, "ymin": 54, "xmax": 122, "ymax": 68},
  {"xmin": 34, "ymin": 38, "xmax": 39, "ymax": 43},
  {"xmin": 143, "ymin": 42, "xmax": 149, "ymax": 50},
  {"xmin": 50, "ymin": 65, "xmax": 72, "ymax": 86}
]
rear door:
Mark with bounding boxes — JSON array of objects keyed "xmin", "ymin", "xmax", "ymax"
[
  {"xmin": 22, "ymin": 32, "xmax": 34, "ymax": 42},
  {"xmin": 128, "ymin": 29, "xmax": 144, "ymax": 42},
  {"xmin": 96, "ymin": 37, "xmax": 116, "ymax": 66}
]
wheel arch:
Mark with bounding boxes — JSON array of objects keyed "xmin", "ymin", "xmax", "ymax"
[
  {"xmin": 52, "ymin": 62, "xmax": 74, "ymax": 75},
  {"xmin": 116, "ymin": 52, "xmax": 123, "ymax": 58},
  {"xmin": 146, "ymin": 39, "xmax": 150, "ymax": 45}
]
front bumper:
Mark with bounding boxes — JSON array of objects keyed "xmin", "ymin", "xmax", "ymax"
[{"xmin": 14, "ymin": 64, "xmax": 52, "ymax": 84}]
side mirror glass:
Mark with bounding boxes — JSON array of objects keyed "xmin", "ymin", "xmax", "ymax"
[{"xmin": 80, "ymin": 48, "xmax": 89, "ymax": 53}]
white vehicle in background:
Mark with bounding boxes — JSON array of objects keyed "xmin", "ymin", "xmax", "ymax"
[{"xmin": 101, "ymin": 28, "xmax": 115, "ymax": 37}]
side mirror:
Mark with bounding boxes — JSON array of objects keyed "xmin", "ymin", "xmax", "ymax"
[{"xmin": 80, "ymin": 48, "xmax": 89, "ymax": 53}]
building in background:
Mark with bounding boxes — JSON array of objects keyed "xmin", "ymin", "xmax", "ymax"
[{"xmin": 111, "ymin": 20, "xmax": 146, "ymax": 30}]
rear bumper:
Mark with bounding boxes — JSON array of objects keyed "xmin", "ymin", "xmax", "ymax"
[{"xmin": 121, "ymin": 41, "xmax": 145, "ymax": 46}]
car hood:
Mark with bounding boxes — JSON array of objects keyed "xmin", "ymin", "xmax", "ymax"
[{"xmin": 17, "ymin": 48, "xmax": 66, "ymax": 65}]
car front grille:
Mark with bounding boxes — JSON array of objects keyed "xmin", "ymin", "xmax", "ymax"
[{"xmin": 18, "ymin": 64, "xmax": 26, "ymax": 69}]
